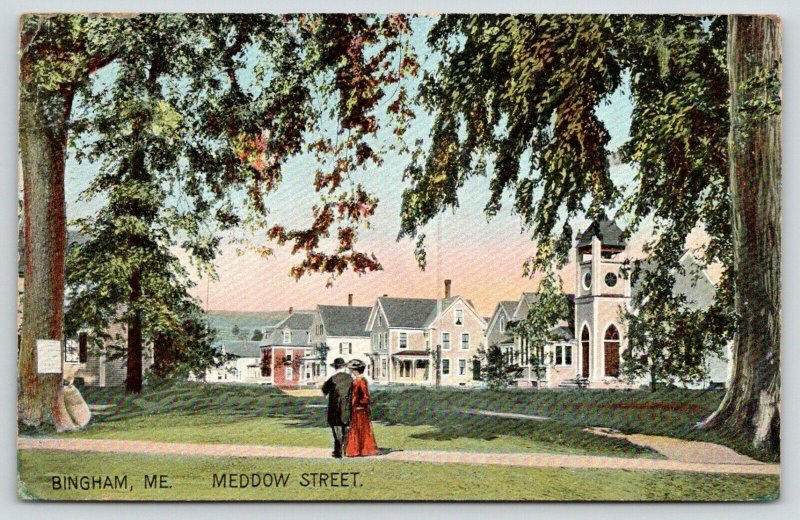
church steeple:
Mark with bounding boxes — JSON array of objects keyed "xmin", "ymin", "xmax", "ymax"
[{"xmin": 573, "ymin": 214, "xmax": 630, "ymax": 384}]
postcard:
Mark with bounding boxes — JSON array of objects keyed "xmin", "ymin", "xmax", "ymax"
[{"xmin": 17, "ymin": 13, "xmax": 780, "ymax": 501}]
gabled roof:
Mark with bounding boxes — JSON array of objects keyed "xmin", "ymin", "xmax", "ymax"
[
  {"xmin": 377, "ymin": 297, "xmax": 439, "ymax": 329},
  {"xmin": 510, "ymin": 292, "xmax": 574, "ymax": 325},
  {"xmin": 425, "ymin": 296, "xmax": 484, "ymax": 327},
  {"xmin": 218, "ymin": 341, "xmax": 262, "ymax": 358},
  {"xmin": 262, "ymin": 312, "xmax": 314, "ymax": 347},
  {"xmin": 631, "ymin": 253, "xmax": 716, "ymax": 311},
  {"xmin": 499, "ymin": 301, "xmax": 518, "ymax": 318},
  {"xmin": 318, "ymin": 305, "xmax": 371, "ymax": 337},
  {"xmin": 576, "ymin": 217, "xmax": 626, "ymax": 248},
  {"xmin": 279, "ymin": 312, "xmax": 315, "ymax": 330}
]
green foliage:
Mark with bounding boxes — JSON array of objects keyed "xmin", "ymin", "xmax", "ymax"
[
  {"xmin": 149, "ymin": 301, "xmax": 224, "ymax": 380},
  {"xmin": 251, "ymin": 329, "xmax": 264, "ymax": 342},
  {"xmin": 621, "ymin": 292, "xmax": 730, "ymax": 391},
  {"xmin": 231, "ymin": 324, "xmax": 241, "ymax": 337},
  {"xmin": 401, "ymin": 15, "xmax": 623, "ymax": 271},
  {"xmin": 475, "ymin": 344, "xmax": 522, "ymax": 390},
  {"xmin": 399, "ymin": 14, "xmax": 735, "ymax": 382}
]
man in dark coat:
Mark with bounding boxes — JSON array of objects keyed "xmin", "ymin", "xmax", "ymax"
[{"xmin": 321, "ymin": 357, "xmax": 353, "ymax": 458}]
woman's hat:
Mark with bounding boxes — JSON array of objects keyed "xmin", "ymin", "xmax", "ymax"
[
  {"xmin": 347, "ymin": 359, "xmax": 366, "ymax": 371},
  {"xmin": 330, "ymin": 357, "xmax": 347, "ymax": 368}
]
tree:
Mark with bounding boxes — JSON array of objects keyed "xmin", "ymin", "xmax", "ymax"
[
  {"xmin": 696, "ymin": 16, "xmax": 781, "ymax": 454},
  {"xmin": 252, "ymin": 329, "xmax": 264, "ymax": 342},
  {"xmin": 475, "ymin": 344, "xmax": 522, "ymax": 390},
  {"xmin": 398, "ymin": 14, "xmax": 779, "ymax": 457},
  {"xmin": 231, "ymin": 324, "xmax": 241, "ymax": 338},
  {"xmin": 19, "ymin": 14, "xmax": 125, "ymax": 430},
  {"xmin": 621, "ymin": 291, "xmax": 729, "ymax": 391},
  {"xmin": 508, "ymin": 270, "xmax": 570, "ymax": 383},
  {"xmin": 19, "ymin": 13, "xmax": 415, "ymax": 424},
  {"xmin": 150, "ymin": 301, "xmax": 221, "ymax": 381}
]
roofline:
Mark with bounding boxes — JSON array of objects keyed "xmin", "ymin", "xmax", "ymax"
[
  {"xmin": 485, "ymin": 303, "xmax": 512, "ymax": 337},
  {"xmin": 431, "ymin": 295, "xmax": 487, "ymax": 328}
]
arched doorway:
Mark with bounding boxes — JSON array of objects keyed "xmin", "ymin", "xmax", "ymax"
[
  {"xmin": 604, "ymin": 325, "xmax": 621, "ymax": 377},
  {"xmin": 581, "ymin": 325, "xmax": 590, "ymax": 378}
]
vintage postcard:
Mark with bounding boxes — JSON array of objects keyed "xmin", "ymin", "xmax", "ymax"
[{"xmin": 17, "ymin": 13, "xmax": 780, "ymax": 501}]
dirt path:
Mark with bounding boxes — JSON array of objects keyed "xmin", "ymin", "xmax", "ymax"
[
  {"xmin": 17, "ymin": 437, "xmax": 778, "ymax": 476},
  {"xmin": 586, "ymin": 427, "xmax": 764, "ymax": 465}
]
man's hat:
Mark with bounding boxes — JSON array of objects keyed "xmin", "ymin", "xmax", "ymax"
[
  {"xmin": 330, "ymin": 357, "xmax": 347, "ymax": 368},
  {"xmin": 347, "ymin": 359, "xmax": 366, "ymax": 371}
]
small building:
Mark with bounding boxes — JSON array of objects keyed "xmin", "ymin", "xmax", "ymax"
[
  {"xmin": 18, "ymin": 229, "xmax": 153, "ymax": 388},
  {"xmin": 205, "ymin": 341, "xmax": 268, "ymax": 384},
  {"xmin": 485, "ymin": 293, "xmax": 576, "ymax": 388},
  {"xmin": 366, "ymin": 281, "xmax": 487, "ymax": 386},
  {"xmin": 306, "ymin": 297, "xmax": 372, "ymax": 385},
  {"xmin": 259, "ymin": 312, "xmax": 315, "ymax": 386}
]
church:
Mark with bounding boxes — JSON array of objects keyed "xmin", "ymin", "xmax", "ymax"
[{"xmin": 484, "ymin": 217, "xmax": 729, "ymax": 389}]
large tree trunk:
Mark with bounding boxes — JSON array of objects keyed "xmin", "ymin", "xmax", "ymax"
[
  {"xmin": 699, "ymin": 15, "xmax": 781, "ymax": 458},
  {"xmin": 18, "ymin": 57, "xmax": 78, "ymax": 430},
  {"xmin": 126, "ymin": 270, "xmax": 143, "ymax": 393}
]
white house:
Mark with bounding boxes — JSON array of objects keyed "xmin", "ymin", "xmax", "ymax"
[
  {"xmin": 306, "ymin": 299, "xmax": 372, "ymax": 384},
  {"xmin": 205, "ymin": 341, "xmax": 268, "ymax": 384}
]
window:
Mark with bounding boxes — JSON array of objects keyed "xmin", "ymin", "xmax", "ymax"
[
  {"xmin": 441, "ymin": 332, "xmax": 451, "ymax": 351},
  {"xmin": 384, "ymin": 333, "xmax": 388, "ymax": 350},
  {"xmin": 399, "ymin": 332, "xmax": 408, "ymax": 349},
  {"xmin": 583, "ymin": 271, "xmax": 592, "ymax": 290},
  {"xmin": 442, "ymin": 359, "xmax": 450, "ymax": 375},
  {"xmin": 461, "ymin": 333, "xmax": 470, "ymax": 350},
  {"xmin": 339, "ymin": 342, "xmax": 352, "ymax": 355},
  {"xmin": 424, "ymin": 331, "xmax": 430, "ymax": 349},
  {"xmin": 555, "ymin": 345, "xmax": 563, "ymax": 365},
  {"xmin": 564, "ymin": 346, "xmax": 573, "ymax": 365},
  {"xmin": 283, "ymin": 330, "xmax": 291, "ymax": 344},
  {"xmin": 285, "ymin": 353, "xmax": 293, "ymax": 363},
  {"xmin": 604, "ymin": 325, "xmax": 621, "ymax": 377},
  {"xmin": 472, "ymin": 359, "xmax": 481, "ymax": 380},
  {"xmin": 499, "ymin": 315, "xmax": 506, "ymax": 333},
  {"xmin": 286, "ymin": 367, "xmax": 293, "ymax": 380},
  {"xmin": 605, "ymin": 272, "xmax": 618, "ymax": 287},
  {"xmin": 378, "ymin": 314, "xmax": 382, "ymax": 326},
  {"xmin": 458, "ymin": 359, "xmax": 467, "ymax": 376},
  {"xmin": 381, "ymin": 359, "xmax": 387, "ymax": 377},
  {"xmin": 78, "ymin": 332, "xmax": 88, "ymax": 363},
  {"xmin": 581, "ymin": 325, "xmax": 591, "ymax": 377},
  {"xmin": 455, "ymin": 309, "xmax": 463, "ymax": 325}
]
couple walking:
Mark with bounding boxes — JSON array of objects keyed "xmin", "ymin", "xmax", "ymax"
[{"xmin": 322, "ymin": 357, "xmax": 378, "ymax": 458}]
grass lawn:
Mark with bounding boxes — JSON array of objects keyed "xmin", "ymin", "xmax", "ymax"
[
  {"xmin": 42, "ymin": 382, "xmax": 661, "ymax": 458},
  {"xmin": 39, "ymin": 381, "xmax": 769, "ymax": 460},
  {"xmin": 18, "ymin": 450, "xmax": 779, "ymax": 501}
]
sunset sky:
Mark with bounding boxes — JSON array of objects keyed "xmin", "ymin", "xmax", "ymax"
[{"xmin": 62, "ymin": 16, "xmax": 710, "ymax": 317}]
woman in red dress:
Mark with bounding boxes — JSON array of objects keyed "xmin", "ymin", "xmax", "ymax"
[{"xmin": 345, "ymin": 359, "xmax": 378, "ymax": 457}]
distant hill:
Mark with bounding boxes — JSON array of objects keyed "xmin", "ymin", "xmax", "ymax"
[{"xmin": 205, "ymin": 310, "xmax": 292, "ymax": 343}]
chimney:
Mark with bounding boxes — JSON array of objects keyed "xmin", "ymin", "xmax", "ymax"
[
  {"xmin": 382, "ymin": 294, "xmax": 388, "ymax": 297},
  {"xmin": 288, "ymin": 306, "xmax": 293, "ymax": 315},
  {"xmin": 348, "ymin": 293, "xmax": 353, "ymax": 306},
  {"xmin": 444, "ymin": 279, "xmax": 452, "ymax": 299}
]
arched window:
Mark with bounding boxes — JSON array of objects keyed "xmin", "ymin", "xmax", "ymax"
[
  {"xmin": 581, "ymin": 325, "xmax": 590, "ymax": 378},
  {"xmin": 499, "ymin": 315, "xmax": 506, "ymax": 333},
  {"xmin": 604, "ymin": 324, "xmax": 621, "ymax": 377}
]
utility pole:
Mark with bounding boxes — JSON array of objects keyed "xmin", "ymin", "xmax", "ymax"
[{"xmin": 435, "ymin": 344, "xmax": 441, "ymax": 388}]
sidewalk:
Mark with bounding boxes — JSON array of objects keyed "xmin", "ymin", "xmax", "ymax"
[{"xmin": 17, "ymin": 437, "xmax": 779, "ymax": 476}]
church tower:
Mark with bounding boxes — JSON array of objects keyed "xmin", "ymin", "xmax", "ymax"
[{"xmin": 574, "ymin": 217, "xmax": 630, "ymax": 384}]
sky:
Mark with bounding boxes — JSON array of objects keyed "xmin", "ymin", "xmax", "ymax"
[{"xmin": 61, "ymin": 16, "xmax": 707, "ymax": 317}]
